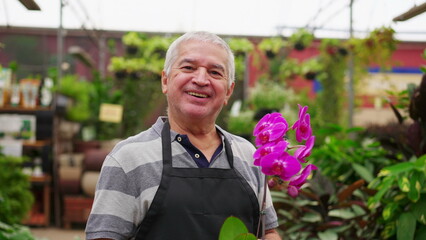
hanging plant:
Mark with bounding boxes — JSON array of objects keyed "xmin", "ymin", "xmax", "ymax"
[
  {"xmin": 122, "ymin": 32, "xmax": 144, "ymax": 55},
  {"xmin": 228, "ymin": 38, "xmax": 255, "ymax": 57},
  {"xmin": 301, "ymin": 58, "xmax": 322, "ymax": 81},
  {"xmin": 258, "ymin": 37, "xmax": 287, "ymax": 59},
  {"xmin": 278, "ymin": 59, "xmax": 302, "ymax": 81},
  {"xmin": 348, "ymin": 27, "xmax": 399, "ymax": 75},
  {"xmin": 108, "ymin": 57, "xmax": 128, "ymax": 79},
  {"xmin": 316, "ymin": 38, "xmax": 349, "ymax": 126},
  {"xmin": 289, "ymin": 29, "xmax": 315, "ymax": 51},
  {"xmin": 248, "ymin": 80, "xmax": 288, "ymax": 113}
]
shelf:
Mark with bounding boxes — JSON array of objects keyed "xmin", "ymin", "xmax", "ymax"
[
  {"xmin": 0, "ymin": 106, "xmax": 53, "ymax": 112},
  {"xmin": 23, "ymin": 174, "xmax": 52, "ymax": 227},
  {"xmin": 30, "ymin": 174, "xmax": 51, "ymax": 184},
  {"xmin": 23, "ymin": 140, "xmax": 51, "ymax": 147}
]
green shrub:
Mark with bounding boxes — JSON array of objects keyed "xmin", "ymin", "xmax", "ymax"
[{"xmin": 0, "ymin": 153, "xmax": 33, "ymax": 225}]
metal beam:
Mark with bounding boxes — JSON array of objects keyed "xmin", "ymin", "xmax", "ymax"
[
  {"xmin": 17, "ymin": 0, "xmax": 41, "ymax": 11},
  {"xmin": 393, "ymin": 2, "xmax": 426, "ymax": 22}
]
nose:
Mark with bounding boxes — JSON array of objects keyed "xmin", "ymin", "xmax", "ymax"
[{"xmin": 192, "ymin": 68, "xmax": 209, "ymax": 86}]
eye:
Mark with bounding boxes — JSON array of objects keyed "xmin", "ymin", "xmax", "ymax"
[
  {"xmin": 209, "ymin": 69, "xmax": 224, "ymax": 78},
  {"xmin": 181, "ymin": 65, "xmax": 195, "ymax": 72}
]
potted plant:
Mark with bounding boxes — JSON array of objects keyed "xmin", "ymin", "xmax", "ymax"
[
  {"xmin": 258, "ymin": 37, "xmax": 287, "ymax": 59},
  {"xmin": 122, "ymin": 32, "xmax": 144, "ymax": 55},
  {"xmin": 278, "ymin": 59, "xmax": 302, "ymax": 81},
  {"xmin": 227, "ymin": 110, "xmax": 256, "ymax": 141},
  {"xmin": 288, "ymin": 28, "xmax": 314, "ymax": 51},
  {"xmin": 301, "ymin": 58, "xmax": 322, "ymax": 80},
  {"xmin": 0, "ymin": 152, "xmax": 33, "ymax": 225},
  {"xmin": 108, "ymin": 57, "xmax": 128, "ymax": 79},
  {"xmin": 248, "ymin": 80, "xmax": 288, "ymax": 119},
  {"xmin": 228, "ymin": 38, "xmax": 255, "ymax": 57},
  {"xmin": 55, "ymin": 74, "xmax": 95, "ymax": 123}
]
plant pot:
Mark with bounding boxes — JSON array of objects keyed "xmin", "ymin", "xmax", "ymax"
[
  {"xmin": 130, "ymin": 71, "xmax": 142, "ymax": 80},
  {"xmin": 114, "ymin": 70, "xmax": 128, "ymax": 80},
  {"xmin": 126, "ymin": 45, "xmax": 138, "ymax": 55},
  {"xmin": 265, "ymin": 50, "xmax": 276, "ymax": 59},
  {"xmin": 305, "ymin": 71, "xmax": 317, "ymax": 80},
  {"xmin": 154, "ymin": 49, "xmax": 166, "ymax": 58},
  {"xmin": 294, "ymin": 42, "xmax": 305, "ymax": 51},
  {"xmin": 338, "ymin": 47, "xmax": 348, "ymax": 56}
]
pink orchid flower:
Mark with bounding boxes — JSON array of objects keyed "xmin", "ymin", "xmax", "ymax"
[
  {"xmin": 260, "ymin": 152, "xmax": 301, "ymax": 181},
  {"xmin": 253, "ymin": 107, "xmax": 316, "ymax": 197},
  {"xmin": 287, "ymin": 164, "xmax": 318, "ymax": 197},
  {"xmin": 253, "ymin": 112, "xmax": 288, "ymax": 137},
  {"xmin": 254, "ymin": 122, "xmax": 288, "ymax": 147},
  {"xmin": 253, "ymin": 140, "xmax": 289, "ymax": 166},
  {"xmin": 294, "ymin": 136, "xmax": 315, "ymax": 163},
  {"xmin": 291, "ymin": 104, "xmax": 312, "ymax": 142}
]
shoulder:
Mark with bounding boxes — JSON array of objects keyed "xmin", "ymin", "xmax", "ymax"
[
  {"xmin": 218, "ymin": 127, "xmax": 256, "ymax": 161},
  {"xmin": 105, "ymin": 118, "xmax": 165, "ymax": 173}
]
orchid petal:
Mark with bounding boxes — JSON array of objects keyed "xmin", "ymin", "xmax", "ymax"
[
  {"xmin": 298, "ymin": 104, "xmax": 308, "ymax": 119},
  {"xmin": 253, "ymin": 140, "xmax": 289, "ymax": 164},
  {"xmin": 259, "ymin": 152, "xmax": 282, "ymax": 175},
  {"xmin": 289, "ymin": 164, "xmax": 318, "ymax": 188},
  {"xmin": 253, "ymin": 113, "xmax": 288, "ymax": 136},
  {"xmin": 294, "ymin": 136, "xmax": 315, "ymax": 162},
  {"xmin": 255, "ymin": 122, "xmax": 288, "ymax": 146},
  {"xmin": 279, "ymin": 155, "xmax": 302, "ymax": 181}
]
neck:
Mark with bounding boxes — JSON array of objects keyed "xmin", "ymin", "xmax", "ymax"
[
  {"xmin": 167, "ymin": 115, "xmax": 221, "ymax": 161},
  {"xmin": 168, "ymin": 116, "xmax": 216, "ymax": 137}
]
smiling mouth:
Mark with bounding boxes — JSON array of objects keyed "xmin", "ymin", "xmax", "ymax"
[{"xmin": 187, "ymin": 91, "xmax": 208, "ymax": 98}]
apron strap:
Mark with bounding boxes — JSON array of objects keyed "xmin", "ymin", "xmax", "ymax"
[
  {"xmin": 161, "ymin": 121, "xmax": 173, "ymax": 170},
  {"xmin": 223, "ymin": 137, "xmax": 234, "ymax": 168},
  {"xmin": 135, "ymin": 121, "xmax": 173, "ymax": 239}
]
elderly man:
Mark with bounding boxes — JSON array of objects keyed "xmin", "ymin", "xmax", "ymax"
[{"xmin": 85, "ymin": 31, "xmax": 281, "ymax": 240}]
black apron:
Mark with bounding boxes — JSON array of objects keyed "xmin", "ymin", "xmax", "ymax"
[{"xmin": 135, "ymin": 121, "xmax": 260, "ymax": 240}]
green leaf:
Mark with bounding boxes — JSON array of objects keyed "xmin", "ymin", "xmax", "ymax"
[
  {"xmin": 414, "ymin": 155, "xmax": 426, "ymax": 170},
  {"xmin": 318, "ymin": 230, "xmax": 338, "ymax": 240},
  {"xmin": 382, "ymin": 222, "xmax": 396, "ymax": 239},
  {"xmin": 411, "ymin": 197, "xmax": 426, "ymax": 224},
  {"xmin": 234, "ymin": 233, "xmax": 257, "ymax": 240},
  {"xmin": 352, "ymin": 163, "xmax": 374, "ymax": 182},
  {"xmin": 415, "ymin": 225, "xmax": 426, "ymax": 240},
  {"xmin": 300, "ymin": 212, "xmax": 322, "ymax": 222},
  {"xmin": 277, "ymin": 209, "xmax": 293, "ymax": 219},
  {"xmin": 408, "ymin": 172, "xmax": 422, "ymax": 202},
  {"xmin": 368, "ymin": 176, "xmax": 396, "ymax": 209},
  {"xmin": 329, "ymin": 209, "xmax": 355, "ymax": 219},
  {"xmin": 284, "ymin": 223, "xmax": 306, "ymax": 234},
  {"xmin": 379, "ymin": 162, "xmax": 415, "ymax": 176},
  {"xmin": 219, "ymin": 216, "xmax": 249, "ymax": 240},
  {"xmin": 398, "ymin": 176, "xmax": 410, "ymax": 192},
  {"xmin": 397, "ymin": 212, "xmax": 416, "ymax": 240},
  {"xmin": 383, "ymin": 203, "xmax": 399, "ymax": 220}
]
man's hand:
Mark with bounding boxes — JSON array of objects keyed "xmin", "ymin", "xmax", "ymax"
[{"xmin": 262, "ymin": 228, "xmax": 282, "ymax": 240}]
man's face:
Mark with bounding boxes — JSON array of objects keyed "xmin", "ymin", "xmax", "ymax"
[{"xmin": 161, "ymin": 40, "xmax": 234, "ymax": 122}]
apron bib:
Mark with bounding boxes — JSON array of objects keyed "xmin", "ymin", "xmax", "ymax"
[{"xmin": 136, "ymin": 121, "xmax": 260, "ymax": 240}]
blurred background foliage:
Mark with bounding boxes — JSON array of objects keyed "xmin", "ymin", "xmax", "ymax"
[{"xmin": 2, "ymin": 26, "xmax": 423, "ymax": 239}]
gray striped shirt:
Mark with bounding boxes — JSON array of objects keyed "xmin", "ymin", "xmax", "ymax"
[{"xmin": 85, "ymin": 117, "xmax": 278, "ymax": 240}]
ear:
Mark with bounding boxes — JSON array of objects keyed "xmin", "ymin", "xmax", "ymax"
[
  {"xmin": 161, "ymin": 71, "xmax": 168, "ymax": 94},
  {"xmin": 223, "ymin": 81, "xmax": 235, "ymax": 106}
]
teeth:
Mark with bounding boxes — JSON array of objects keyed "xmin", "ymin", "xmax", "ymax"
[{"xmin": 188, "ymin": 92, "xmax": 208, "ymax": 98}]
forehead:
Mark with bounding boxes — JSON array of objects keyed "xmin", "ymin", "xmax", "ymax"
[{"xmin": 175, "ymin": 40, "xmax": 228, "ymax": 68}]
